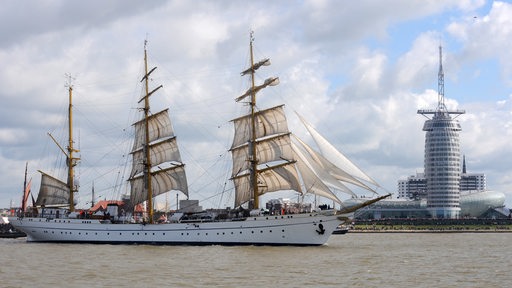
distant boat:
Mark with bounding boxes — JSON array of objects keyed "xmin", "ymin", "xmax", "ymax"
[
  {"xmin": 0, "ymin": 227, "xmax": 26, "ymax": 238},
  {"xmin": 0, "ymin": 218, "xmax": 26, "ymax": 238},
  {"xmin": 332, "ymin": 224, "xmax": 349, "ymax": 235},
  {"xmin": 9, "ymin": 34, "xmax": 388, "ymax": 245}
]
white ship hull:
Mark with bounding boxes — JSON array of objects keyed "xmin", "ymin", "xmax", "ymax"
[{"xmin": 9, "ymin": 213, "xmax": 344, "ymax": 246}]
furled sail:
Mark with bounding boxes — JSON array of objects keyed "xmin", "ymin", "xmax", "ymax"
[
  {"xmin": 129, "ymin": 108, "xmax": 188, "ymax": 205},
  {"xmin": 297, "ymin": 113, "xmax": 380, "ymax": 188},
  {"xmin": 35, "ymin": 170, "xmax": 69, "ymax": 207}
]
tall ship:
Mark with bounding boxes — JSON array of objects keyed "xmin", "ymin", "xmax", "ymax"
[{"xmin": 9, "ymin": 34, "xmax": 388, "ymax": 245}]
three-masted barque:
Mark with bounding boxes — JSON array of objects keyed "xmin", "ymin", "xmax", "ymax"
[{"xmin": 9, "ymin": 35, "xmax": 388, "ymax": 245}]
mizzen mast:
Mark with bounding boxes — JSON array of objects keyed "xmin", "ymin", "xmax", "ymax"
[{"xmin": 21, "ymin": 162, "xmax": 28, "ymax": 213}]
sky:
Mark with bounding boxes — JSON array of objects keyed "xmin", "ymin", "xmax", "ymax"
[{"xmin": 1, "ymin": 0, "xmax": 511, "ymax": 210}]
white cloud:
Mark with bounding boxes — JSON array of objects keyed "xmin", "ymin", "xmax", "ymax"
[{"xmin": 1, "ymin": 0, "xmax": 511, "ymax": 209}]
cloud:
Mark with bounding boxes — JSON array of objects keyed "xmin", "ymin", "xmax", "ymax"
[{"xmin": 1, "ymin": 0, "xmax": 511, "ymax": 209}]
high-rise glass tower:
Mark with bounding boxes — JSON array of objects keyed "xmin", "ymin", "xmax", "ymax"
[{"xmin": 418, "ymin": 46, "xmax": 465, "ymax": 218}]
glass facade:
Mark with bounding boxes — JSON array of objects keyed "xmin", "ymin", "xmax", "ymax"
[{"xmin": 422, "ymin": 112, "xmax": 462, "ymax": 218}]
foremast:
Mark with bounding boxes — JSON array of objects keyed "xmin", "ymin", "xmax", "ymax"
[
  {"xmin": 21, "ymin": 162, "xmax": 28, "ymax": 213},
  {"xmin": 67, "ymin": 82, "xmax": 79, "ymax": 212}
]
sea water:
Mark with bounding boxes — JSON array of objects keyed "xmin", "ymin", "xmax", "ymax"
[{"xmin": 0, "ymin": 233, "xmax": 510, "ymax": 287}]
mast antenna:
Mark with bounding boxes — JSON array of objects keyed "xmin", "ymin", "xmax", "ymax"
[
  {"xmin": 65, "ymin": 73, "xmax": 75, "ymax": 89},
  {"xmin": 437, "ymin": 46, "xmax": 446, "ymax": 111}
]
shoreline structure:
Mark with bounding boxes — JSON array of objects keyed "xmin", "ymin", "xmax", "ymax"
[{"xmin": 348, "ymin": 218, "xmax": 512, "ymax": 233}]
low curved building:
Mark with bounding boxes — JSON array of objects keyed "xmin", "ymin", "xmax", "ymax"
[
  {"xmin": 346, "ymin": 190, "xmax": 507, "ymax": 219},
  {"xmin": 459, "ymin": 190, "xmax": 506, "ymax": 217}
]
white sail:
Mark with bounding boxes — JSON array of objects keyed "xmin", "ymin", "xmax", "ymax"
[
  {"xmin": 231, "ymin": 105, "xmax": 288, "ymax": 149},
  {"xmin": 130, "ymin": 136, "xmax": 182, "ymax": 178},
  {"xmin": 292, "ymin": 136, "xmax": 374, "ymax": 193},
  {"xmin": 35, "ymin": 171, "xmax": 69, "ymax": 207},
  {"xmin": 231, "ymin": 102, "xmax": 304, "ymax": 206},
  {"xmin": 230, "ymin": 133, "xmax": 293, "ymax": 177},
  {"xmin": 132, "ymin": 109, "xmax": 174, "ymax": 152},
  {"xmin": 129, "ymin": 107, "xmax": 188, "ymax": 205},
  {"xmin": 297, "ymin": 113, "xmax": 380, "ymax": 188},
  {"xmin": 232, "ymin": 164, "xmax": 302, "ymax": 207},
  {"xmin": 130, "ymin": 165, "xmax": 188, "ymax": 206},
  {"xmin": 292, "ymin": 140, "xmax": 357, "ymax": 197},
  {"xmin": 292, "ymin": 149, "xmax": 343, "ymax": 204}
]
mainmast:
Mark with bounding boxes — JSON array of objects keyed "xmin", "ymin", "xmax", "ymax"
[
  {"xmin": 248, "ymin": 32, "xmax": 259, "ymax": 209},
  {"xmin": 143, "ymin": 41, "xmax": 154, "ymax": 223},
  {"xmin": 235, "ymin": 32, "xmax": 279, "ymax": 209},
  {"xmin": 140, "ymin": 40, "xmax": 162, "ymax": 223}
]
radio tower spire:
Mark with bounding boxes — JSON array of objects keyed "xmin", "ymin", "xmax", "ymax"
[{"xmin": 438, "ymin": 45, "xmax": 446, "ymax": 111}]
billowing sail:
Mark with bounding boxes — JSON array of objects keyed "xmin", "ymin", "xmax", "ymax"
[
  {"xmin": 129, "ymin": 108, "xmax": 188, "ymax": 205},
  {"xmin": 231, "ymin": 105, "xmax": 288, "ymax": 149},
  {"xmin": 292, "ymin": 140, "xmax": 357, "ymax": 197},
  {"xmin": 297, "ymin": 113, "xmax": 380, "ymax": 188},
  {"xmin": 232, "ymin": 40, "xmax": 381, "ymax": 209},
  {"xmin": 292, "ymin": 148, "xmax": 343, "ymax": 204},
  {"xmin": 129, "ymin": 165, "xmax": 188, "ymax": 206},
  {"xmin": 292, "ymin": 136, "xmax": 374, "ymax": 193},
  {"xmin": 35, "ymin": 171, "xmax": 69, "ymax": 207},
  {"xmin": 132, "ymin": 109, "xmax": 174, "ymax": 151},
  {"xmin": 231, "ymin": 103, "xmax": 301, "ymax": 206},
  {"xmin": 232, "ymin": 164, "xmax": 302, "ymax": 207},
  {"xmin": 230, "ymin": 133, "xmax": 293, "ymax": 177},
  {"xmin": 130, "ymin": 136, "xmax": 182, "ymax": 178}
]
